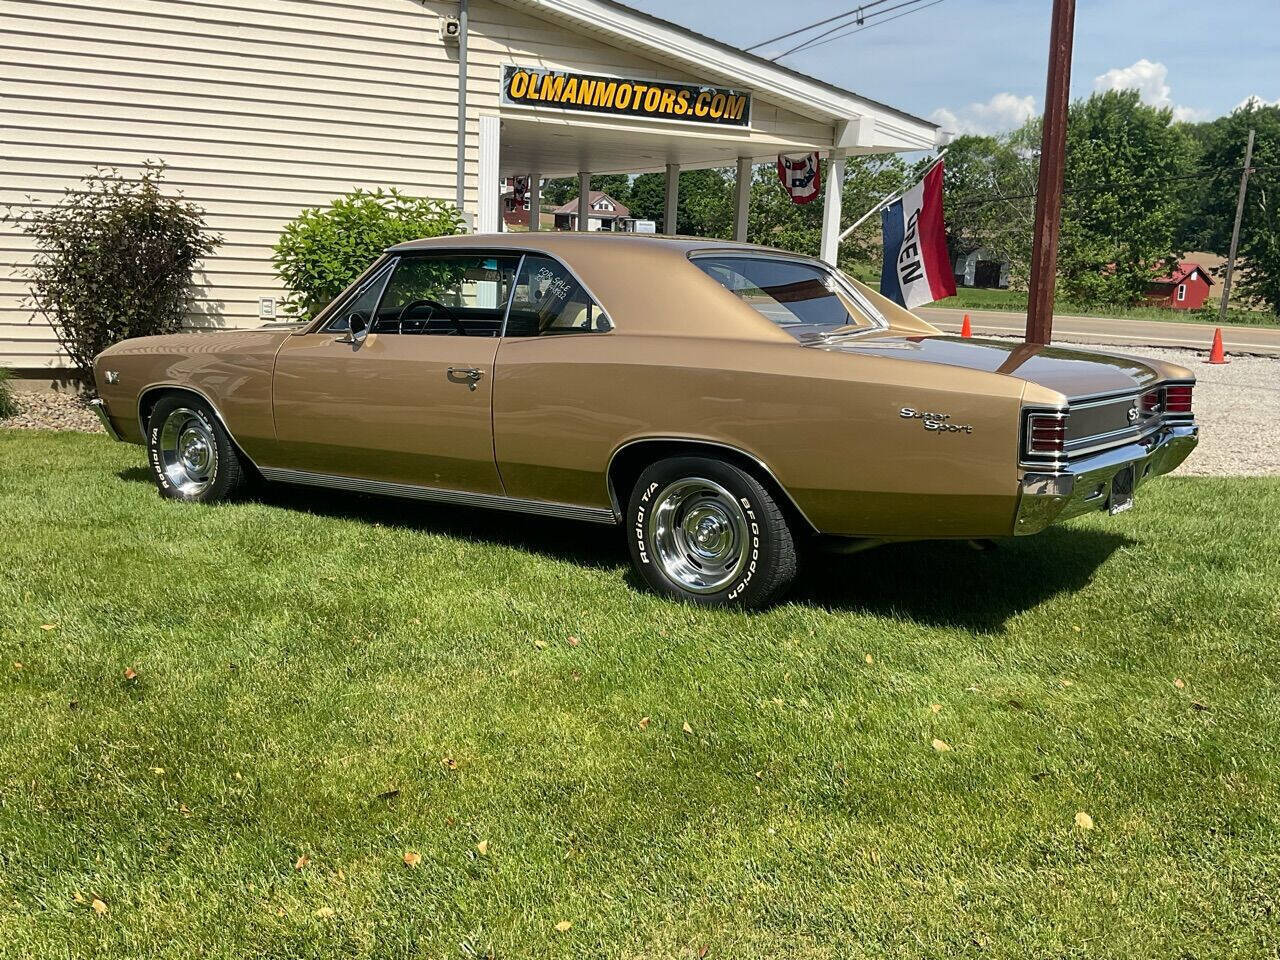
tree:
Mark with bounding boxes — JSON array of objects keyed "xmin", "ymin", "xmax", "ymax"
[
  {"xmin": 622, "ymin": 169, "xmax": 735, "ymax": 235},
  {"xmin": 1058, "ymin": 90, "xmax": 1197, "ymax": 306},
  {"xmin": 1194, "ymin": 102, "xmax": 1280, "ymax": 313},
  {"xmin": 4, "ymin": 163, "xmax": 220, "ymax": 389},
  {"xmin": 541, "ymin": 178, "xmax": 577, "ymax": 208},
  {"xmin": 629, "ymin": 172, "xmax": 667, "ymax": 227},
  {"xmin": 938, "ymin": 129, "xmax": 1039, "ymax": 287},
  {"xmin": 747, "ymin": 155, "xmax": 908, "ymax": 271},
  {"xmin": 677, "ymin": 168, "xmax": 735, "ymax": 237},
  {"xmin": 273, "ymin": 188, "xmax": 464, "ymax": 318}
]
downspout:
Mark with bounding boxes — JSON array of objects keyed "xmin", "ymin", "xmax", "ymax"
[{"xmin": 455, "ymin": 0, "xmax": 469, "ymax": 216}]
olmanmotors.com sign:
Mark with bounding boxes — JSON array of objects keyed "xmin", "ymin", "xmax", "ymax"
[{"xmin": 503, "ymin": 66, "xmax": 751, "ymax": 128}]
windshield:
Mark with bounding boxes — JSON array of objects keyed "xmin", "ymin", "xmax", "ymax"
[{"xmin": 692, "ymin": 255, "xmax": 877, "ymax": 341}]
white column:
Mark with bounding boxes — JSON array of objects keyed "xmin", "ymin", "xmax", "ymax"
[
  {"xmin": 734, "ymin": 157, "xmax": 752, "ymax": 243},
  {"xmin": 527, "ymin": 174, "xmax": 540, "ymax": 232},
  {"xmin": 820, "ymin": 147, "xmax": 847, "ymax": 265},
  {"xmin": 577, "ymin": 171, "xmax": 591, "ymax": 231},
  {"xmin": 664, "ymin": 163, "xmax": 680, "ymax": 235},
  {"xmin": 476, "ymin": 114, "xmax": 500, "ymax": 234}
]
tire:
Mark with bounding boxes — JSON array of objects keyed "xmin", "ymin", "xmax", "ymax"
[
  {"xmin": 146, "ymin": 394, "xmax": 248, "ymax": 503},
  {"xmin": 626, "ymin": 456, "xmax": 798, "ymax": 608}
]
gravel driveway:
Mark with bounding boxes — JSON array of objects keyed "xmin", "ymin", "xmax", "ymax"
[
  {"xmin": 1057, "ymin": 342, "xmax": 1279, "ymax": 477},
  {"xmin": 4, "ymin": 342, "xmax": 1276, "ymax": 476}
]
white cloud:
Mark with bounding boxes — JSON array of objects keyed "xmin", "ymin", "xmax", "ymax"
[
  {"xmin": 929, "ymin": 93, "xmax": 1037, "ymax": 136},
  {"xmin": 1093, "ymin": 59, "xmax": 1207, "ymax": 122},
  {"xmin": 1095, "ymin": 59, "xmax": 1172, "ymax": 107},
  {"xmin": 1236, "ymin": 94, "xmax": 1280, "ymax": 111}
]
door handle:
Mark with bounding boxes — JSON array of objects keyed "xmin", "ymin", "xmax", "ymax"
[{"xmin": 447, "ymin": 367, "xmax": 485, "ymax": 391}]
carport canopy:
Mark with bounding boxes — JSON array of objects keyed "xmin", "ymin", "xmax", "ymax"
[{"xmin": 479, "ymin": 0, "xmax": 941, "ymax": 263}]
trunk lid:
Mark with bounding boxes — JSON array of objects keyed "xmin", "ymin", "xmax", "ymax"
[{"xmin": 817, "ymin": 334, "xmax": 1162, "ymax": 399}]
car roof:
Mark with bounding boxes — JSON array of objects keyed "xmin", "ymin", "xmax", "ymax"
[{"xmin": 386, "ymin": 233, "xmax": 782, "ymax": 257}]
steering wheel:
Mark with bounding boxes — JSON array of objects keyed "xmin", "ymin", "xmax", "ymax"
[{"xmin": 396, "ymin": 297, "xmax": 467, "ymax": 336}]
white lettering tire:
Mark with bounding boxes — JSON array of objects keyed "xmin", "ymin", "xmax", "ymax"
[{"xmin": 626, "ymin": 456, "xmax": 797, "ymax": 608}]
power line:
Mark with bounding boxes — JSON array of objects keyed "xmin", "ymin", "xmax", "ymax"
[
  {"xmin": 782, "ymin": 0, "xmax": 949, "ymax": 57},
  {"xmin": 773, "ymin": 0, "xmax": 938, "ymax": 59},
  {"xmin": 744, "ymin": 1, "xmax": 898, "ymax": 53}
]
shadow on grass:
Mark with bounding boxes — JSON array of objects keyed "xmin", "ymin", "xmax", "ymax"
[
  {"xmin": 117, "ymin": 467, "xmax": 1132, "ymax": 629},
  {"xmin": 791, "ymin": 528, "xmax": 1133, "ymax": 631}
]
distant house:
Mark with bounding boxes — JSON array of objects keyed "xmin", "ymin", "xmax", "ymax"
[
  {"xmin": 553, "ymin": 192, "xmax": 636, "ymax": 231},
  {"xmin": 501, "ymin": 185, "xmax": 532, "ymax": 229},
  {"xmin": 1146, "ymin": 261, "xmax": 1214, "ymax": 310},
  {"xmin": 953, "ymin": 247, "xmax": 1010, "ymax": 289}
]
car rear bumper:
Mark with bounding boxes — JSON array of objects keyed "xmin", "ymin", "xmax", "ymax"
[{"xmin": 1014, "ymin": 423, "xmax": 1198, "ymax": 536}]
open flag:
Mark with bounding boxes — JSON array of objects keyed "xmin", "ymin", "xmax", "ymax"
[{"xmin": 880, "ymin": 163, "xmax": 955, "ymax": 308}]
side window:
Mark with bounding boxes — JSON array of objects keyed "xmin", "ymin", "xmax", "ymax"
[
  {"xmin": 505, "ymin": 255, "xmax": 612, "ymax": 337},
  {"xmin": 321, "ymin": 260, "xmax": 395, "ymax": 333},
  {"xmin": 373, "ymin": 254, "xmax": 520, "ymax": 337}
]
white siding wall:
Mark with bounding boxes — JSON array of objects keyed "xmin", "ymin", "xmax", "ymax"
[
  {"xmin": 1, "ymin": 0, "xmax": 837, "ymax": 372},
  {"xmin": 1, "ymin": 0, "xmax": 468, "ymax": 371}
]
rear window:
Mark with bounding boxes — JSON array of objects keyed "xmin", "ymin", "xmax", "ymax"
[{"xmin": 693, "ymin": 255, "xmax": 877, "ymax": 341}]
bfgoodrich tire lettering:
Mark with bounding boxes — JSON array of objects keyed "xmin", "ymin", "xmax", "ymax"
[
  {"xmin": 146, "ymin": 394, "xmax": 248, "ymax": 503},
  {"xmin": 626, "ymin": 456, "xmax": 797, "ymax": 608}
]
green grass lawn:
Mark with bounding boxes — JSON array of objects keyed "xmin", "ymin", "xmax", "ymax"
[
  {"xmin": 3, "ymin": 431, "xmax": 1279, "ymax": 959},
  {"xmin": 929, "ymin": 287, "xmax": 1278, "ymax": 327}
]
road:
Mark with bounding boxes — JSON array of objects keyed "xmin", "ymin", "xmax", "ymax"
[{"xmin": 916, "ymin": 307, "xmax": 1280, "ymax": 357}]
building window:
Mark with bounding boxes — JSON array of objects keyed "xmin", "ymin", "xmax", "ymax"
[{"xmin": 1177, "ymin": 283, "xmax": 1187, "ymax": 302}]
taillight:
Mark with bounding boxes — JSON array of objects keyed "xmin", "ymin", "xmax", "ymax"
[
  {"xmin": 1141, "ymin": 389, "xmax": 1162, "ymax": 415},
  {"xmin": 1027, "ymin": 412, "xmax": 1067, "ymax": 456},
  {"xmin": 1165, "ymin": 384, "xmax": 1193, "ymax": 414}
]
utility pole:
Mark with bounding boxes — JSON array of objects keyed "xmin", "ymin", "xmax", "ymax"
[
  {"xmin": 1219, "ymin": 128, "xmax": 1255, "ymax": 321},
  {"xmin": 1025, "ymin": 0, "xmax": 1076, "ymax": 346}
]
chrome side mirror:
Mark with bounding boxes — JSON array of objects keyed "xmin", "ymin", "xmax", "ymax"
[{"xmin": 348, "ymin": 311, "xmax": 369, "ymax": 344}]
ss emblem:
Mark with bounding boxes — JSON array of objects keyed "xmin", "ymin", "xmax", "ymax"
[{"xmin": 1127, "ymin": 404, "xmax": 1140, "ymax": 423}]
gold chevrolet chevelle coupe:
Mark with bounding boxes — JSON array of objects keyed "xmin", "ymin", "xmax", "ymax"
[{"xmin": 91, "ymin": 234, "xmax": 1199, "ymax": 607}]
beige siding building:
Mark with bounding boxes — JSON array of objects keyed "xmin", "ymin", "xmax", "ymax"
[{"xmin": 0, "ymin": 0, "xmax": 938, "ymax": 374}]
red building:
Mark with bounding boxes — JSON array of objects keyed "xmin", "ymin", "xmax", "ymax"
[{"xmin": 1146, "ymin": 261, "xmax": 1214, "ymax": 310}]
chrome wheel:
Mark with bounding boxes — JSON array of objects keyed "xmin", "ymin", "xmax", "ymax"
[
  {"xmin": 157, "ymin": 406, "xmax": 218, "ymax": 497},
  {"xmin": 648, "ymin": 477, "xmax": 750, "ymax": 594}
]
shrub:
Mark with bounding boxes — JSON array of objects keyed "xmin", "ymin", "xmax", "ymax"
[
  {"xmin": 273, "ymin": 188, "xmax": 466, "ymax": 319},
  {"xmin": 0, "ymin": 368, "xmax": 18, "ymax": 420},
  {"xmin": 4, "ymin": 163, "xmax": 220, "ymax": 390}
]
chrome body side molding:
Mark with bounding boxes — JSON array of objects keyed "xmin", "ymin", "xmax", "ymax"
[{"xmin": 258, "ymin": 467, "xmax": 617, "ymax": 524}]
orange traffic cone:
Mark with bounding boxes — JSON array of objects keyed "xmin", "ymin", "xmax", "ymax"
[
  {"xmin": 1206, "ymin": 327, "xmax": 1229, "ymax": 364},
  {"xmin": 961, "ymin": 313, "xmax": 972, "ymax": 338}
]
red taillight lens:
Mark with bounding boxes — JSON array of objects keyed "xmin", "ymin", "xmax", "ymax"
[
  {"xmin": 1165, "ymin": 384, "xmax": 1193, "ymax": 414},
  {"xmin": 1027, "ymin": 413, "xmax": 1067, "ymax": 455},
  {"xmin": 1141, "ymin": 389, "xmax": 1162, "ymax": 415}
]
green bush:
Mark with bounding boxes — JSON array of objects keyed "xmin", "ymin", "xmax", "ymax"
[
  {"xmin": 0, "ymin": 368, "xmax": 18, "ymax": 420},
  {"xmin": 272, "ymin": 188, "xmax": 465, "ymax": 319},
  {"xmin": 4, "ymin": 163, "xmax": 220, "ymax": 390}
]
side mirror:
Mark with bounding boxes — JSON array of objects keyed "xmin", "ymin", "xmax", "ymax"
[{"xmin": 348, "ymin": 311, "xmax": 369, "ymax": 344}]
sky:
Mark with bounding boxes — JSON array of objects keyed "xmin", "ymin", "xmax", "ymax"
[{"xmin": 626, "ymin": 0, "xmax": 1280, "ymax": 135}]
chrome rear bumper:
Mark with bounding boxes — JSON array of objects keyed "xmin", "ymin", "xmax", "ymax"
[
  {"xmin": 1015, "ymin": 424, "xmax": 1198, "ymax": 535},
  {"xmin": 89, "ymin": 397, "xmax": 124, "ymax": 442}
]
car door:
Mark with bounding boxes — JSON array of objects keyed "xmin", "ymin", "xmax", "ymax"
[
  {"xmin": 492, "ymin": 253, "xmax": 621, "ymax": 508},
  {"xmin": 271, "ymin": 252, "xmax": 520, "ymax": 495}
]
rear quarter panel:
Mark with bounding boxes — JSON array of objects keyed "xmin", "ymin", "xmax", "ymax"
[{"xmin": 493, "ymin": 334, "xmax": 1028, "ymax": 539}]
